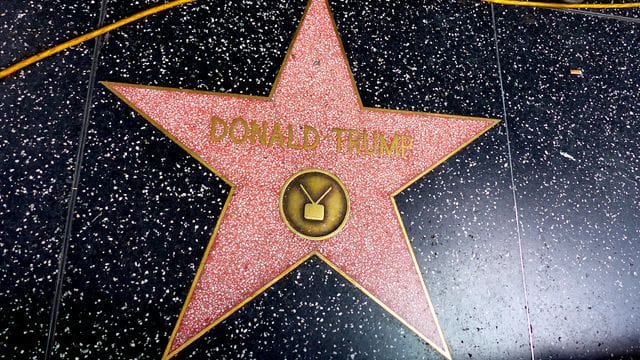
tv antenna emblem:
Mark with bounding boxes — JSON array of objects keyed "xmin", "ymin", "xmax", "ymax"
[
  {"xmin": 300, "ymin": 184, "xmax": 332, "ymax": 221},
  {"xmin": 279, "ymin": 169, "xmax": 350, "ymax": 241}
]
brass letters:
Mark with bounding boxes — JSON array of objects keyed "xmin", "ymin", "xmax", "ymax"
[
  {"xmin": 210, "ymin": 116, "xmax": 413, "ymax": 159},
  {"xmin": 331, "ymin": 127, "xmax": 413, "ymax": 159}
]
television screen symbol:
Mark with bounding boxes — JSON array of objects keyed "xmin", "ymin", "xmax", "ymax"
[
  {"xmin": 279, "ymin": 169, "xmax": 350, "ymax": 241},
  {"xmin": 300, "ymin": 184, "xmax": 332, "ymax": 221}
]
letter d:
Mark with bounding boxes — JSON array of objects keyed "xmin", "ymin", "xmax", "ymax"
[
  {"xmin": 303, "ymin": 125, "xmax": 320, "ymax": 150},
  {"xmin": 210, "ymin": 116, "xmax": 228, "ymax": 142}
]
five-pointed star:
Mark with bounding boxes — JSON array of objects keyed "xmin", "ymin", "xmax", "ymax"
[{"xmin": 104, "ymin": 0, "xmax": 497, "ymax": 358}]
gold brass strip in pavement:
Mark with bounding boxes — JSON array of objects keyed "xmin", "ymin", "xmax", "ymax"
[
  {"xmin": 0, "ymin": 0, "xmax": 196, "ymax": 79},
  {"xmin": 482, "ymin": 0, "xmax": 640, "ymax": 8},
  {"xmin": 6, "ymin": 0, "xmax": 640, "ymax": 80}
]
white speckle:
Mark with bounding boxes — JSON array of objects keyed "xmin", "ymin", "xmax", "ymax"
[{"xmin": 560, "ymin": 151, "xmax": 576, "ymax": 161}]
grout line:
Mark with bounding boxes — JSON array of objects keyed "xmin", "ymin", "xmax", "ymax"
[
  {"xmin": 498, "ymin": 1, "xmax": 640, "ymax": 24},
  {"xmin": 490, "ymin": 4, "xmax": 536, "ymax": 360},
  {"xmin": 556, "ymin": 8, "xmax": 640, "ymax": 23},
  {"xmin": 44, "ymin": 0, "xmax": 109, "ymax": 358}
]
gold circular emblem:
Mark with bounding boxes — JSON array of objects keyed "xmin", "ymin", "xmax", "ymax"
[{"xmin": 280, "ymin": 169, "xmax": 350, "ymax": 241}]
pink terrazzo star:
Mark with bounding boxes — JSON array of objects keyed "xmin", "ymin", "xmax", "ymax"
[{"xmin": 104, "ymin": 0, "xmax": 497, "ymax": 359}]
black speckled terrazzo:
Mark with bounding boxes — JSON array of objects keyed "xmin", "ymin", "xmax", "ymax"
[
  {"xmin": 1, "ymin": 1, "xmax": 639, "ymax": 360},
  {"xmin": 0, "ymin": 1, "xmax": 99, "ymax": 358},
  {"xmin": 329, "ymin": 0, "xmax": 502, "ymax": 118},
  {"xmin": 495, "ymin": 7, "xmax": 640, "ymax": 359}
]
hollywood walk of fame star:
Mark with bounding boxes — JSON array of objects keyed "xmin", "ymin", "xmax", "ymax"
[{"xmin": 103, "ymin": 0, "xmax": 498, "ymax": 358}]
